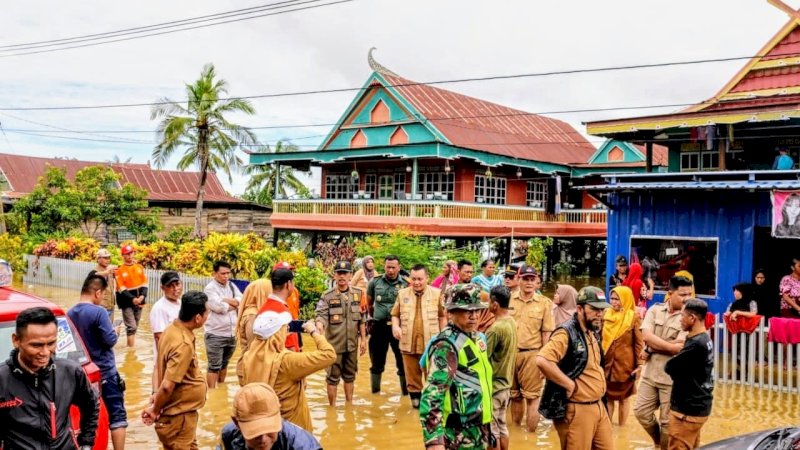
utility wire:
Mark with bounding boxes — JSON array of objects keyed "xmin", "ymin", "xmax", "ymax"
[
  {"xmin": 0, "ymin": 112, "xmax": 151, "ymax": 143},
  {"xmin": 2, "ymin": 49, "xmax": 798, "ymax": 110},
  {"xmin": 0, "ymin": 0, "xmax": 353, "ymax": 58},
  {"xmin": 0, "ymin": 0, "xmax": 305, "ymax": 50},
  {"xmin": 0, "ymin": 101, "xmax": 701, "ymax": 132}
]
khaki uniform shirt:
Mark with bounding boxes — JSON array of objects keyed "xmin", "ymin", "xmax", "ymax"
[
  {"xmin": 641, "ymin": 302, "xmax": 689, "ymax": 385},
  {"xmin": 509, "ymin": 292, "xmax": 555, "ymax": 350},
  {"xmin": 157, "ymin": 320, "xmax": 207, "ymax": 416},
  {"xmin": 539, "ymin": 328, "xmax": 606, "ymax": 403},
  {"xmin": 315, "ymin": 287, "xmax": 365, "ymax": 353}
]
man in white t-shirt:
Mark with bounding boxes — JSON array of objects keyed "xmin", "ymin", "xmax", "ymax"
[
  {"xmin": 204, "ymin": 261, "xmax": 242, "ymax": 389},
  {"xmin": 149, "ymin": 271, "xmax": 182, "ymax": 390}
]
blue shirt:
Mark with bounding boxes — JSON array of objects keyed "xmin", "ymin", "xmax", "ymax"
[
  {"xmin": 218, "ymin": 421, "xmax": 322, "ymax": 450},
  {"xmin": 67, "ymin": 302, "xmax": 118, "ymax": 378},
  {"xmin": 774, "ymin": 154, "xmax": 795, "ymax": 170},
  {"xmin": 471, "ymin": 274, "xmax": 502, "ymax": 293}
]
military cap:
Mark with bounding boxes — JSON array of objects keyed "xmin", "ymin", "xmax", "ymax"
[
  {"xmin": 334, "ymin": 260, "xmax": 352, "ymax": 273},
  {"xmin": 445, "ymin": 283, "xmax": 488, "ymax": 311},
  {"xmin": 576, "ymin": 286, "xmax": 611, "ymax": 309}
]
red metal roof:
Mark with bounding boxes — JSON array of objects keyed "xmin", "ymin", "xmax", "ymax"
[
  {"xmin": 380, "ymin": 74, "xmax": 597, "ymax": 165},
  {"xmin": 633, "ymin": 144, "xmax": 669, "ymax": 165},
  {"xmin": 0, "ymin": 152, "xmax": 243, "ymax": 204}
]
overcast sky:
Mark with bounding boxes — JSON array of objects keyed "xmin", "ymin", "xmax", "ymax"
[{"xmin": 0, "ymin": 0, "xmax": 793, "ymax": 194}]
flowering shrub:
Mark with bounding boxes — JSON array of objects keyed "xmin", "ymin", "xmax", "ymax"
[
  {"xmin": 0, "ymin": 234, "xmax": 24, "ymax": 273},
  {"xmin": 201, "ymin": 233, "xmax": 255, "ymax": 279},
  {"xmin": 34, "ymin": 237, "xmax": 100, "ymax": 261}
]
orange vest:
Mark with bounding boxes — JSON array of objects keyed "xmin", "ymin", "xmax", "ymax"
[{"xmin": 115, "ymin": 263, "xmax": 147, "ymax": 291}]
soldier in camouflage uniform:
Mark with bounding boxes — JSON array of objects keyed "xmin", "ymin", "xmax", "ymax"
[{"xmin": 420, "ymin": 283, "xmax": 494, "ymax": 450}]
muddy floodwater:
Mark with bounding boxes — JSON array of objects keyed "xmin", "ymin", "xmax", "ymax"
[{"xmin": 12, "ymin": 280, "xmax": 800, "ymax": 449}]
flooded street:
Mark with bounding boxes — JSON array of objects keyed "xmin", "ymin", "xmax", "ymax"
[{"xmin": 12, "ymin": 280, "xmax": 800, "ymax": 449}]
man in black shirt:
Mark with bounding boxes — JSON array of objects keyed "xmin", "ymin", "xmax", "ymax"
[{"xmin": 664, "ymin": 299, "xmax": 714, "ymax": 450}]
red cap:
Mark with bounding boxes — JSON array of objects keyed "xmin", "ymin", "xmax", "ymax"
[
  {"xmin": 121, "ymin": 245, "xmax": 135, "ymax": 255},
  {"xmin": 272, "ymin": 261, "xmax": 294, "ymax": 271}
]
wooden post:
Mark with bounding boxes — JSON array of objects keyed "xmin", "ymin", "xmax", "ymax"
[{"xmin": 645, "ymin": 142, "xmax": 653, "ymax": 173}]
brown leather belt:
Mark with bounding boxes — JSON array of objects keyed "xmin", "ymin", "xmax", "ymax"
[
  {"xmin": 569, "ymin": 399, "xmax": 600, "ymax": 405},
  {"xmin": 517, "ymin": 348, "xmax": 540, "ymax": 353}
]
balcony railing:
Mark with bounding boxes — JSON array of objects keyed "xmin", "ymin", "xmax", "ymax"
[{"xmin": 272, "ymin": 199, "xmax": 607, "ymax": 224}]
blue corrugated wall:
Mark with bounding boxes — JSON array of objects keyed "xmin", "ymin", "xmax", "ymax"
[{"xmin": 605, "ymin": 190, "xmax": 771, "ymax": 314}]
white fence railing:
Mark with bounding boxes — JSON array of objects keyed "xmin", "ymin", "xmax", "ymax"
[
  {"xmin": 712, "ymin": 315, "xmax": 800, "ymax": 393},
  {"xmin": 23, "ymin": 255, "xmax": 214, "ymax": 296}
]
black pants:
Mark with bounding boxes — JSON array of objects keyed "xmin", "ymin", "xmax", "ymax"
[{"xmin": 369, "ymin": 321, "xmax": 405, "ymax": 376}]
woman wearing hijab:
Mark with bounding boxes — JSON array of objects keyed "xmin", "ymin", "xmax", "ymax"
[
  {"xmin": 602, "ymin": 286, "xmax": 644, "ymax": 426},
  {"xmin": 236, "ymin": 279, "xmax": 273, "ymax": 385},
  {"xmin": 752, "ymin": 269, "xmax": 775, "ymax": 319},
  {"xmin": 622, "ymin": 263, "xmax": 644, "ymax": 303},
  {"xmin": 240, "ymin": 300, "xmax": 336, "ymax": 432},
  {"xmin": 552, "ymin": 284, "xmax": 577, "ymax": 326},
  {"xmin": 351, "ymin": 256, "xmax": 378, "ymax": 293},
  {"xmin": 431, "ymin": 260, "xmax": 458, "ymax": 290}
]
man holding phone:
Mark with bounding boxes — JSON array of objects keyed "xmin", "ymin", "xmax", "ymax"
[{"xmin": 69, "ymin": 274, "xmax": 127, "ymax": 450}]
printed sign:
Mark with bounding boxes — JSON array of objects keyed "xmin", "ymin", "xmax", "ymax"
[
  {"xmin": 771, "ymin": 190, "xmax": 800, "ymax": 239},
  {"xmin": 56, "ymin": 317, "xmax": 78, "ymax": 355}
]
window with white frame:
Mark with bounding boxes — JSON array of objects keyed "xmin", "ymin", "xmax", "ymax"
[
  {"xmin": 394, "ymin": 173, "xmax": 406, "ymax": 198},
  {"xmin": 526, "ymin": 181, "xmax": 548, "ymax": 207},
  {"xmin": 474, "ymin": 175, "xmax": 506, "ymax": 205},
  {"xmin": 681, "ymin": 151, "xmax": 719, "ymax": 171},
  {"xmin": 325, "ymin": 175, "xmax": 352, "ymax": 199},
  {"xmin": 365, "ymin": 174, "xmax": 377, "ymax": 199},
  {"xmin": 417, "ymin": 172, "xmax": 455, "ymax": 200}
]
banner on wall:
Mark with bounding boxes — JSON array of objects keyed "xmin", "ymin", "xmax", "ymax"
[{"xmin": 771, "ymin": 190, "xmax": 800, "ymax": 238}]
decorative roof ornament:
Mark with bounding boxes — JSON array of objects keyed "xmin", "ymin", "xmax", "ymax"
[
  {"xmin": 368, "ymin": 47, "xmax": 399, "ymax": 77},
  {"xmin": 767, "ymin": 0, "xmax": 800, "ymax": 21}
]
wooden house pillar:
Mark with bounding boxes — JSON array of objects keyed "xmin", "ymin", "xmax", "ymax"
[{"xmin": 645, "ymin": 142, "xmax": 653, "ymax": 173}]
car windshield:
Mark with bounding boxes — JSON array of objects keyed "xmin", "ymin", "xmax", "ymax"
[{"xmin": 0, "ymin": 316, "xmax": 89, "ymax": 365}]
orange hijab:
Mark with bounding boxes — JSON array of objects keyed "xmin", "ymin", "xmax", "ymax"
[{"xmin": 602, "ymin": 286, "xmax": 635, "ymax": 354}]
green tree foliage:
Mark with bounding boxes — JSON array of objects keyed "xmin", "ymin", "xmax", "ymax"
[
  {"xmin": 243, "ymin": 141, "xmax": 311, "ymax": 206},
  {"xmin": 151, "ymin": 63, "xmax": 257, "ymax": 236},
  {"xmin": 525, "ymin": 237, "xmax": 554, "ymax": 272},
  {"xmin": 12, "ymin": 166, "xmax": 159, "ymax": 240},
  {"xmin": 353, "ymin": 229, "xmax": 481, "ymax": 275},
  {"xmin": 293, "ymin": 266, "xmax": 328, "ymax": 308}
]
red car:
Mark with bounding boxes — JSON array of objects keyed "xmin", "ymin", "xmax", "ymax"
[{"xmin": 0, "ymin": 286, "xmax": 109, "ymax": 450}]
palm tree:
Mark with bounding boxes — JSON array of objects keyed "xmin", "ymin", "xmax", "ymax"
[
  {"xmin": 243, "ymin": 141, "xmax": 310, "ymax": 206},
  {"xmin": 151, "ymin": 63, "xmax": 257, "ymax": 236},
  {"xmin": 107, "ymin": 155, "xmax": 132, "ymax": 164}
]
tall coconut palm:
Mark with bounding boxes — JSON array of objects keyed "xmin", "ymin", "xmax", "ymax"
[
  {"xmin": 151, "ymin": 63, "xmax": 257, "ymax": 236},
  {"xmin": 243, "ymin": 141, "xmax": 310, "ymax": 206}
]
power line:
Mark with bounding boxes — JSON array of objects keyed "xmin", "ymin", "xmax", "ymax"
[
  {"xmin": 0, "ymin": 101, "xmax": 700, "ymax": 132},
  {"xmin": 0, "ymin": 112, "xmax": 151, "ymax": 143},
  {"xmin": 1, "ymin": 50, "xmax": 796, "ymax": 110},
  {"xmin": 0, "ymin": 0, "xmax": 353, "ymax": 58},
  {"xmin": 0, "ymin": 0, "xmax": 305, "ymax": 50}
]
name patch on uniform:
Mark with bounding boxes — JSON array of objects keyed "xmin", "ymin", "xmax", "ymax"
[{"xmin": 403, "ymin": 297, "xmax": 410, "ymax": 304}]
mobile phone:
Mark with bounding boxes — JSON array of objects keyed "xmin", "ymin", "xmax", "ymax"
[
  {"xmin": 288, "ymin": 321, "xmax": 304, "ymax": 333},
  {"xmin": 113, "ymin": 319, "xmax": 123, "ymax": 328}
]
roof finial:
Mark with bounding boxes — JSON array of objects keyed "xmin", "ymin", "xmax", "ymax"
[
  {"xmin": 368, "ymin": 47, "xmax": 398, "ymax": 77},
  {"xmin": 767, "ymin": 0, "xmax": 800, "ymax": 21}
]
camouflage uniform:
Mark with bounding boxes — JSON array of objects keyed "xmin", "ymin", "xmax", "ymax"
[{"xmin": 420, "ymin": 284, "xmax": 493, "ymax": 450}]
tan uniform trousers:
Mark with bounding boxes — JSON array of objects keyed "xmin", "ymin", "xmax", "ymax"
[
  {"xmin": 155, "ymin": 411, "xmax": 199, "ymax": 450},
  {"xmin": 667, "ymin": 411, "xmax": 709, "ymax": 450},
  {"xmin": 633, "ymin": 378, "xmax": 672, "ymax": 448},
  {"xmin": 553, "ymin": 402, "xmax": 614, "ymax": 450},
  {"xmin": 402, "ymin": 353, "xmax": 424, "ymax": 393}
]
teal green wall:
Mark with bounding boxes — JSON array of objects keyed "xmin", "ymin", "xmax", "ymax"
[
  {"xmin": 325, "ymin": 123, "xmax": 435, "ymax": 150},
  {"xmin": 351, "ymin": 90, "xmax": 410, "ymax": 124}
]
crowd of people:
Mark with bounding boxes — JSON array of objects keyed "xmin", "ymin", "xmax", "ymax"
[{"xmin": 0, "ymin": 245, "xmax": 738, "ymax": 450}]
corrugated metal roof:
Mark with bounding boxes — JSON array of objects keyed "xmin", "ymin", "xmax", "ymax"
[
  {"xmin": 582, "ymin": 180, "xmax": 800, "ymax": 191},
  {"xmin": 379, "ymin": 73, "xmax": 597, "ymax": 165},
  {"xmin": 0, "ymin": 152, "xmax": 243, "ymax": 203}
]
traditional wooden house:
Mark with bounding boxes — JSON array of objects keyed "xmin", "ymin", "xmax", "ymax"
[
  {"xmin": 583, "ymin": 1, "xmax": 800, "ymax": 312},
  {"xmin": 0, "ymin": 153, "xmax": 271, "ymax": 239},
  {"xmin": 249, "ymin": 52, "xmax": 624, "ymax": 243}
]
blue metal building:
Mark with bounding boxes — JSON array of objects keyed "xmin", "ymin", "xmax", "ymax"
[{"xmin": 583, "ymin": 171, "xmax": 800, "ymax": 314}]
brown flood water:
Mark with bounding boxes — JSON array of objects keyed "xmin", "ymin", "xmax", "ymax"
[{"xmin": 13, "ymin": 280, "xmax": 800, "ymax": 449}]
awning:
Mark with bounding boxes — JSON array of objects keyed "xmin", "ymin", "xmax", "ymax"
[{"xmin": 577, "ymin": 169, "xmax": 800, "ymax": 191}]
